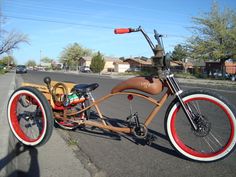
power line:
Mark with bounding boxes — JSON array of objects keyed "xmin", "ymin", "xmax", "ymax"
[
  {"xmin": 5, "ymin": 15, "xmax": 190, "ymax": 39},
  {"xmin": 5, "ymin": 0, "xmax": 193, "ymax": 18},
  {"xmin": 3, "ymin": 0, "xmax": 192, "ymax": 27},
  {"xmin": 4, "ymin": 6, "xmax": 189, "ymax": 28},
  {"xmin": 3, "ymin": 1, "xmax": 194, "ymax": 40},
  {"xmin": 5, "ymin": 15, "xmax": 114, "ymax": 30}
]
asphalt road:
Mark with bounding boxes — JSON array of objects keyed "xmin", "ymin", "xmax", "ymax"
[{"xmin": 18, "ymin": 71, "xmax": 236, "ymax": 177}]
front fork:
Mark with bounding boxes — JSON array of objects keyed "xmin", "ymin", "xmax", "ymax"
[{"xmin": 166, "ymin": 74, "xmax": 198, "ymax": 130}]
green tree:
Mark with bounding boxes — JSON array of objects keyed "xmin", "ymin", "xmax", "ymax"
[
  {"xmin": 60, "ymin": 43, "xmax": 92, "ymax": 70},
  {"xmin": 187, "ymin": 2, "xmax": 236, "ymax": 61},
  {"xmin": 90, "ymin": 52, "xmax": 105, "ymax": 73},
  {"xmin": 40, "ymin": 57, "xmax": 52, "ymax": 63},
  {"xmin": 26, "ymin": 60, "xmax": 36, "ymax": 67},
  {"xmin": 119, "ymin": 57, "xmax": 125, "ymax": 61},
  {"xmin": 0, "ymin": 56, "xmax": 15, "ymax": 66},
  {"xmin": 171, "ymin": 44, "xmax": 188, "ymax": 61}
]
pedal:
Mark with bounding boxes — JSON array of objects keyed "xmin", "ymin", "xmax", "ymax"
[
  {"xmin": 126, "ymin": 112, "xmax": 137, "ymax": 121},
  {"xmin": 91, "ymin": 126, "xmax": 97, "ymax": 130},
  {"xmin": 145, "ymin": 133, "xmax": 157, "ymax": 145},
  {"xmin": 126, "ymin": 112, "xmax": 138, "ymax": 127}
]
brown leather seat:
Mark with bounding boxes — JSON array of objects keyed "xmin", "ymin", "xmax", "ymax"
[{"xmin": 111, "ymin": 76, "xmax": 164, "ymax": 95}]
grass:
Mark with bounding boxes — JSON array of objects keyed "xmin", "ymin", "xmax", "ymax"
[
  {"xmin": 118, "ymin": 70, "xmax": 157, "ymax": 77},
  {"xmin": 0, "ymin": 69, "xmax": 7, "ymax": 75},
  {"xmin": 67, "ymin": 137, "xmax": 79, "ymax": 146},
  {"xmin": 119, "ymin": 71, "xmax": 198, "ymax": 79},
  {"xmin": 174, "ymin": 72, "xmax": 197, "ymax": 79}
]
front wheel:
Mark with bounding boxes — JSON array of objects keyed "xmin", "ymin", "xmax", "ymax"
[
  {"xmin": 7, "ymin": 86, "xmax": 54, "ymax": 147},
  {"xmin": 165, "ymin": 89, "xmax": 236, "ymax": 162}
]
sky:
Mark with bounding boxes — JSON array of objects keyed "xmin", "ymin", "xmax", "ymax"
[{"xmin": 1, "ymin": 0, "xmax": 236, "ymax": 64}]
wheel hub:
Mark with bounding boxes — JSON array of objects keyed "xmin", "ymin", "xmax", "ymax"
[{"xmin": 193, "ymin": 115, "xmax": 211, "ymax": 137}]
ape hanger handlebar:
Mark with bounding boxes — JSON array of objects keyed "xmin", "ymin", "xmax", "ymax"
[{"xmin": 114, "ymin": 26, "xmax": 165, "ymax": 56}]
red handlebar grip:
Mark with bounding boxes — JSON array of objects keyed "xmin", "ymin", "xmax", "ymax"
[{"xmin": 114, "ymin": 28, "xmax": 131, "ymax": 34}]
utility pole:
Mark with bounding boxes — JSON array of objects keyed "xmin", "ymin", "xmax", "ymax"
[
  {"xmin": 40, "ymin": 50, "xmax": 42, "ymax": 66},
  {"xmin": 0, "ymin": 0, "xmax": 3, "ymax": 39}
]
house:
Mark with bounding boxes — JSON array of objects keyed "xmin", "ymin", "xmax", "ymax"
[
  {"xmin": 103, "ymin": 57, "xmax": 118, "ymax": 72},
  {"xmin": 170, "ymin": 60, "xmax": 184, "ymax": 72},
  {"xmin": 51, "ymin": 60, "xmax": 63, "ymax": 69},
  {"xmin": 124, "ymin": 57, "xmax": 187, "ymax": 71},
  {"xmin": 124, "ymin": 58, "xmax": 187, "ymax": 72},
  {"xmin": 113, "ymin": 61, "xmax": 130, "ymax": 73},
  {"xmin": 205, "ymin": 61, "xmax": 222, "ymax": 75},
  {"xmin": 78, "ymin": 56, "xmax": 92, "ymax": 67},
  {"xmin": 79, "ymin": 56, "xmax": 119, "ymax": 72},
  {"xmin": 225, "ymin": 59, "xmax": 236, "ymax": 75},
  {"xmin": 183, "ymin": 58, "xmax": 205, "ymax": 74},
  {"xmin": 124, "ymin": 58, "xmax": 152, "ymax": 68},
  {"xmin": 40, "ymin": 62, "xmax": 51, "ymax": 68}
]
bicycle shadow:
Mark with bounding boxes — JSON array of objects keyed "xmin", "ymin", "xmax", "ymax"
[
  {"xmin": 120, "ymin": 128, "xmax": 184, "ymax": 160},
  {"xmin": 0, "ymin": 142, "xmax": 40, "ymax": 177},
  {"xmin": 71, "ymin": 112, "xmax": 185, "ymax": 160}
]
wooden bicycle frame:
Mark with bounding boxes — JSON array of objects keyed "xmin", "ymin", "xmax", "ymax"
[
  {"xmin": 22, "ymin": 74, "xmax": 190, "ymax": 136},
  {"xmin": 64, "ymin": 87, "xmax": 172, "ymax": 134}
]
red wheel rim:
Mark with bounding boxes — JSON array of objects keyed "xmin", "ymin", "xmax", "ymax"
[
  {"xmin": 171, "ymin": 96, "xmax": 235, "ymax": 158},
  {"xmin": 10, "ymin": 92, "xmax": 46, "ymax": 143}
]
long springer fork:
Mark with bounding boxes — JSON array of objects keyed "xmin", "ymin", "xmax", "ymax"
[{"xmin": 166, "ymin": 74, "xmax": 198, "ymax": 130}]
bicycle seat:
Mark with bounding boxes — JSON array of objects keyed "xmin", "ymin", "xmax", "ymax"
[
  {"xmin": 73, "ymin": 83, "xmax": 99, "ymax": 93},
  {"xmin": 111, "ymin": 76, "xmax": 164, "ymax": 95}
]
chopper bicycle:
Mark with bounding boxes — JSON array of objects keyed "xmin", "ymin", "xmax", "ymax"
[{"xmin": 7, "ymin": 27, "xmax": 236, "ymax": 162}]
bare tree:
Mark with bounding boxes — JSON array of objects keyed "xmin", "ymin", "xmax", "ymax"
[
  {"xmin": 0, "ymin": 31, "xmax": 29, "ymax": 55},
  {"xmin": 0, "ymin": 11, "xmax": 29, "ymax": 55}
]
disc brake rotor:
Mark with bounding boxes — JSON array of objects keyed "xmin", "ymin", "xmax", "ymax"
[{"xmin": 193, "ymin": 115, "xmax": 211, "ymax": 137}]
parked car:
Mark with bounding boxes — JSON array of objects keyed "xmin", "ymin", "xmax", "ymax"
[
  {"xmin": 16, "ymin": 65, "xmax": 27, "ymax": 74},
  {"xmin": 126, "ymin": 67, "xmax": 141, "ymax": 72},
  {"xmin": 0, "ymin": 64, "xmax": 7, "ymax": 70},
  {"xmin": 27, "ymin": 66, "xmax": 33, "ymax": 70},
  {"xmin": 231, "ymin": 75, "xmax": 236, "ymax": 81},
  {"xmin": 213, "ymin": 71, "xmax": 222, "ymax": 78},
  {"xmin": 80, "ymin": 66, "xmax": 91, "ymax": 73},
  {"xmin": 225, "ymin": 73, "xmax": 236, "ymax": 81},
  {"xmin": 37, "ymin": 66, "xmax": 46, "ymax": 71}
]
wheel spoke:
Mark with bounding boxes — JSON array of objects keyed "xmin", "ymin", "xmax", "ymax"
[
  {"xmin": 209, "ymin": 131, "xmax": 223, "ymax": 146},
  {"xmin": 203, "ymin": 137, "xmax": 215, "ymax": 152},
  {"xmin": 189, "ymin": 101, "xmax": 202, "ymax": 115}
]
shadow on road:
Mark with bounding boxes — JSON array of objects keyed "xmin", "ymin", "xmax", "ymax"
[
  {"xmin": 0, "ymin": 142, "xmax": 40, "ymax": 177},
  {"xmin": 59, "ymin": 112, "xmax": 185, "ymax": 161}
]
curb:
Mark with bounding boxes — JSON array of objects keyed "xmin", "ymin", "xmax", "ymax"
[
  {"xmin": 10, "ymin": 73, "xmax": 91, "ymax": 177},
  {"xmin": 0, "ymin": 72, "xmax": 16, "ymax": 177}
]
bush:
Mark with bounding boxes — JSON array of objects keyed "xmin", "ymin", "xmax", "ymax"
[
  {"xmin": 0, "ymin": 69, "xmax": 6, "ymax": 74},
  {"xmin": 90, "ymin": 52, "xmax": 105, "ymax": 73}
]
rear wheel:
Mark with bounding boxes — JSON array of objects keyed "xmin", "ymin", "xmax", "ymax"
[
  {"xmin": 165, "ymin": 89, "xmax": 236, "ymax": 162},
  {"xmin": 7, "ymin": 86, "xmax": 54, "ymax": 147}
]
